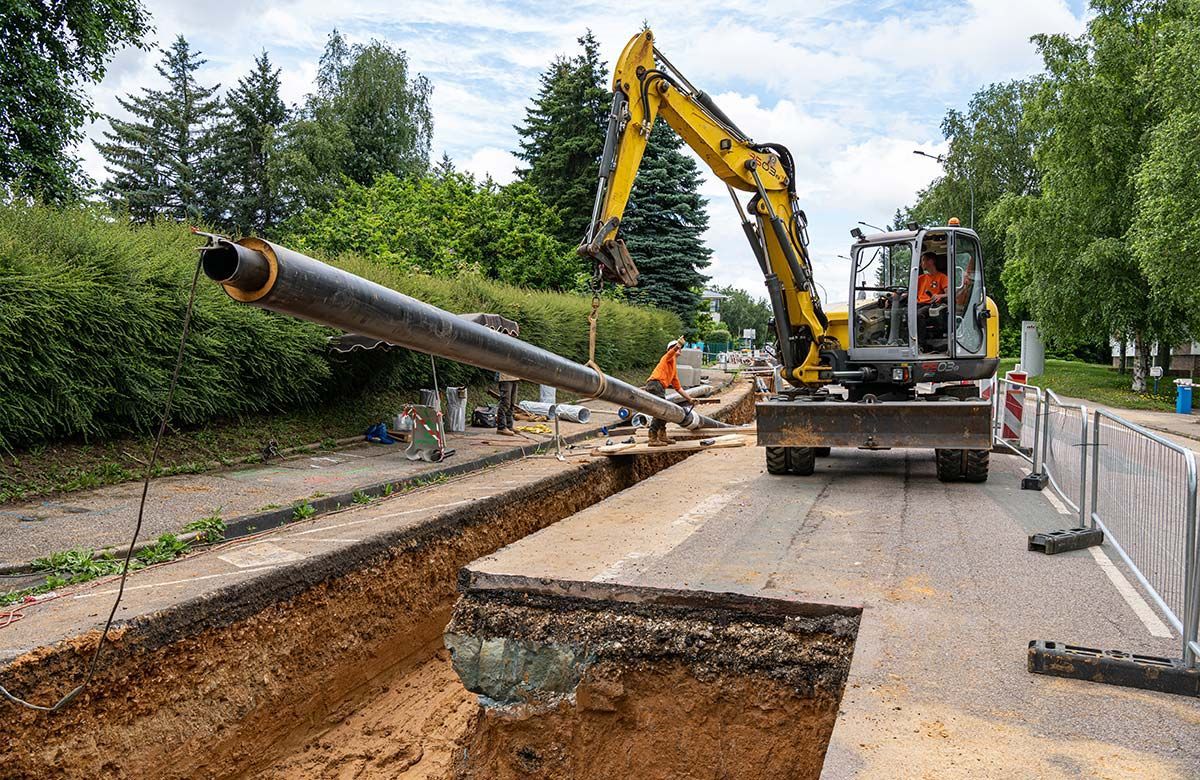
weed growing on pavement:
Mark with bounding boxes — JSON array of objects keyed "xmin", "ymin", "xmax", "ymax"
[
  {"xmin": 183, "ymin": 511, "xmax": 227, "ymax": 544},
  {"xmin": 292, "ymin": 502, "xmax": 316, "ymax": 521},
  {"xmin": 382, "ymin": 483, "xmax": 395, "ymax": 496},
  {"xmin": 352, "ymin": 490, "xmax": 371, "ymax": 505}
]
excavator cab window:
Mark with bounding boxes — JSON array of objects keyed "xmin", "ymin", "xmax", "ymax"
[
  {"xmin": 851, "ymin": 241, "xmax": 913, "ymax": 349},
  {"xmin": 951, "ymin": 232, "xmax": 986, "ymax": 356}
]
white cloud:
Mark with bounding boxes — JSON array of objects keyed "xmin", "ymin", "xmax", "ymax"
[{"xmin": 458, "ymin": 147, "xmax": 520, "ymax": 184}]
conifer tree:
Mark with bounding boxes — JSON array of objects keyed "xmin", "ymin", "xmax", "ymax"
[
  {"xmin": 621, "ymin": 120, "xmax": 711, "ymax": 329},
  {"xmin": 97, "ymin": 36, "xmax": 221, "ymax": 223},
  {"xmin": 513, "ymin": 30, "xmax": 610, "ymax": 245},
  {"xmin": 207, "ymin": 52, "xmax": 288, "ymax": 233}
]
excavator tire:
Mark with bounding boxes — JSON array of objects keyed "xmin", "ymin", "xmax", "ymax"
[
  {"xmin": 814, "ymin": 447, "xmax": 831, "ymax": 457},
  {"xmin": 935, "ymin": 448, "xmax": 964, "ymax": 482},
  {"xmin": 766, "ymin": 446, "xmax": 789, "ymax": 475},
  {"xmin": 963, "ymin": 449, "xmax": 990, "ymax": 483},
  {"xmin": 787, "ymin": 446, "xmax": 816, "ymax": 476}
]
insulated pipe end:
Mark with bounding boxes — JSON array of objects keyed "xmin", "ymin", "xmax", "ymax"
[{"xmin": 200, "ymin": 238, "xmax": 277, "ymax": 302}]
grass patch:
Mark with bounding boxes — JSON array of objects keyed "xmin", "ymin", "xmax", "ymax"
[
  {"xmin": 999, "ymin": 358, "xmax": 1185, "ymax": 412},
  {"xmin": 2, "ymin": 533, "xmax": 200, "ymax": 606}
]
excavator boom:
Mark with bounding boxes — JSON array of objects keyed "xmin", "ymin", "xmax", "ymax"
[{"xmin": 580, "ymin": 29, "xmax": 830, "ymax": 386}]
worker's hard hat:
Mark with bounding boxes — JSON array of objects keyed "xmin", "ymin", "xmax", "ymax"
[{"xmin": 948, "ymin": 217, "xmax": 961, "ymax": 226}]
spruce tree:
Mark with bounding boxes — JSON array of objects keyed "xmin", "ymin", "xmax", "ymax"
[
  {"xmin": 97, "ymin": 36, "xmax": 221, "ymax": 223},
  {"xmin": 207, "ymin": 52, "xmax": 288, "ymax": 233},
  {"xmin": 513, "ymin": 30, "xmax": 610, "ymax": 245},
  {"xmin": 621, "ymin": 120, "xmax": 711, "ymax": 330}
]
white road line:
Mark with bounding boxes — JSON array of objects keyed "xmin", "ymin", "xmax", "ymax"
[
  {"xmin": 1042, "ymin": 489, "xmax": 1071, "ymax": 516},
  {"xmin": 284, "ymin": 497, "xmax": 489, "ymax": 537},
  {"xmin": 1088, "ymin": 546, "xmax": 1173, "ymax": 638},
  {"xmin": 73, "ymin": 565, "xmax": 280, "ymax": 599}
]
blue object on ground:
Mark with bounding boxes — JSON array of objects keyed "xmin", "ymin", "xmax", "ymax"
[
  {"xmin": 365, "ymin": 422, "xmax": 396, "ymax": 444},
  {"xmin": 1176, "ymin": 384, "xmax": 1193, "ymax": 415}
]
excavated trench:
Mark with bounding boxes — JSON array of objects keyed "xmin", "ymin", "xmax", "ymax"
[{"xmin": 0, "ymin": 386, "xmax": 859, "ymax": 779}]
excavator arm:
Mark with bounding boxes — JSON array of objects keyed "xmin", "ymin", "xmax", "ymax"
[{"xmin": 579, "ymin": 29, "xmax": 831, "ymax": 386}]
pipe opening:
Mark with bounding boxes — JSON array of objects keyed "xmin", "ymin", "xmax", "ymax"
[
  {"xmin": 200, "ymin": 243, "xmax": 240, "ymax": 283},
  {"xmin": 200, "ymin": 241, "xmax": 271, "ymax": 292}
]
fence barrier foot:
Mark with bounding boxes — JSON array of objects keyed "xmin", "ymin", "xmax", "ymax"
[
  {"xmin": 1028, "ymin": 640, "xmax": 1199, "ymax": 697},
  {"xmin": 1028, "ymin": 527, "xmax": 1104, "ymax": 554},
  {"xmin": 1021, "ymin": 471, "xmax": 1049, "ymax": 490}
]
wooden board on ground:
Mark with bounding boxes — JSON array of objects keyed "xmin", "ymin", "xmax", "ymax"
[
  {"xmin": 592, "ymin": 434, "xmax": 748, "ymax": 457},
  {"xmin": 635, "ymin": 426, "xmax": 756, "ymax": 439}
]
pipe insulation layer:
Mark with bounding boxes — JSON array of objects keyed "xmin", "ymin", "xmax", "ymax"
[
  {"xmin": 518, "ymin": 401, "xmax": 591, "ymax": 424},
  {"xmin": 201, "ymin": 238, "xmax": 726, "ymax": 430}
]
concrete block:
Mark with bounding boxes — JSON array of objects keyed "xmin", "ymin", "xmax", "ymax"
[
  {"xmin": 679, "ymin": 348, "xmax": 703, "ymax": 369},
  {"xmin": 677, "ymin": 365, "xmax": 696, "ymax": 388}
]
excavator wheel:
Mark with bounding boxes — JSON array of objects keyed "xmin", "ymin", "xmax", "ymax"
[
  {"xmin": 786, "ymin": 447, "xmax": 816, "ymax": 476},
  {"xmin": 814, "ymin": 447, "xmax": 831, "ymax": 457},
  {"xmin": 963, "ymin": 449, "xmax": 989, "ymax": 483},
  {"xmin": 766, "ymin": 446, "xmax": 789, "ymax": 475},
  {"xmin": 935, "ymin": 448, "xmax": 964, "ymax": 482}
]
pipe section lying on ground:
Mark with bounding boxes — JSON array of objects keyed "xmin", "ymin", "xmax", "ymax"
[
  {"xmin": 201, "ymin": 238, "xmax": 726, "ymax": 430},
  {"xmin": 518, "ymin": 401, "xmax": 592, "ymax": 424}
]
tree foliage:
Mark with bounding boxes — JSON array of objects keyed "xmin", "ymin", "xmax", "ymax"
[
  {"xmin": 986, "ymin": 0, "xmax": 1185, "ymax": 389},
  {"xmin": 514, "ymin": 30, "xmax": 610, "ymax": 246},
  {"xmin": 285, "ymin": 172, "xmax": 577, "ymax": 288},
  {"xmin": 0, "ymin": 0, "xmax": 150, "ymax": 202},
  {"xmin": 97, "ymin": 36, "xmax": 222, "ymax": 223},
  {"xmin": 907, "ymin": 79, "xmax": 1040, "ymax": 323},
  {"xmin": 713, "ymin": 286, "xmax": 772, "ymax": 348},
  {"xmin": 620, "ymin": 120, "xmax": 712, "ymax": 330},
  {"xmin": 1131, "ymin": 0, "xmax": 1200, "ymax": 335},
  {"xmin": 207, "ymin": 52, "xmax": 288, "ymax": 234}
]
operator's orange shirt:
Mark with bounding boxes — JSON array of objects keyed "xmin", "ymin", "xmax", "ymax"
[
  {"xmin": 648, "ymin": 350, "xmax": 683, "ymax": 392},
  {"xmin": 916, "ymin": 271, "xmax": 948, "ymax": 303}
]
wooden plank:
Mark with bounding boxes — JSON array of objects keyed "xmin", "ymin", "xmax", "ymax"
[{"xmin": 592, "ymin": 434, "xmax": 748, "ymax": 457}]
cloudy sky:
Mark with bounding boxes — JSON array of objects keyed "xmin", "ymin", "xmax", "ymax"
[{"xmin": 79, "ymin": 0, "xmax": 1090, "ymax": 300}]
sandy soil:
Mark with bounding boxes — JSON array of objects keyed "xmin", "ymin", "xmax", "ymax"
[
  {"xmin": 242, "ymin": 637, "xmax": 476, "ymax": 780},
  {"xmin": 460, "ymin": 662, "xmax": 840, "ymax": 780}
]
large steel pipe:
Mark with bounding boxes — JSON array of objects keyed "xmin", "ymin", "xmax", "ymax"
[{"xmin": 201, "ymin": 238, "xmax": 726, "ymax": 430}]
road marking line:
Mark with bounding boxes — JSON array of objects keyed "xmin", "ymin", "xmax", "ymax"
[
  {"xmin": 1042, "ymin": 489, "xmax": 1071, "ymax": 516},
  {"xmin": 285, "ymin": 497, "xmax": 489, "ymax": 537},
  {"xmin": 1088, "ymin": 546, "xmax": 1172, "ymax": 638},
  {"xmin": 73, "ymin": 565, "xmax": 280, "ymax": 599}
]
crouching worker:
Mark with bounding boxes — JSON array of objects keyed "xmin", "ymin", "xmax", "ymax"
[{"xmin": 642, "ymin": 338, "xmax": 695, "ymax": 447}]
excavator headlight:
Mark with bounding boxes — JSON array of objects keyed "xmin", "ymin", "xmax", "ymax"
[{"xmin": 892, "ymin": 367, "xmax": 909, "ymax": 382}]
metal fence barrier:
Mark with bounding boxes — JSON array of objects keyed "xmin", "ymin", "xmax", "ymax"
[
  {"xmin": 1089, "ymin": 410, "xmax": 1199, "ymax": 665},
  {"xmin": 1040, "ymin": 391, "xmax": 1088, "ymax": 526},
  {"xmin": 989, "ymin": 377, "xmax": 1200, "ymax": 667},
  {"xmin": 992, "ymin": 377, "xmax": 1042, "ymax": 466}
]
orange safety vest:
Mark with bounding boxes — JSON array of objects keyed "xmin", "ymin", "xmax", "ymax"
[
  {"xmin": 648, "ymin": 350, "xmax": 683, "ymax": 392},
  {"xmin": 916, "ymin": 271, "xmax": 948, "ymax": 303}
]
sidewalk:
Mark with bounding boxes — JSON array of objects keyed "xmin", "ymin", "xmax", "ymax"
[
  {"xmin": 0, "ymin": 389, "xmax": 696, "ymax": 570},
  {"xmin": 1061, "ymin": 394, "xmax": 1200, "ymax": 453}
]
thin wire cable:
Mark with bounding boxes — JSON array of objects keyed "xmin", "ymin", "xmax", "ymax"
[{"xmin": 0, "ymin": 256, "xmax": 204, "ymax": 713}]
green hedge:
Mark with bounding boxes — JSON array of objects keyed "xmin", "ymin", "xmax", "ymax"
[{"xmin": 0, "ymin": 205, "xmax": 680, "ymax": 449}]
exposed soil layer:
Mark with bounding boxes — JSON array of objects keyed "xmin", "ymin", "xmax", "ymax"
[
  {"xmin": 0, "ymin": 386, "xmax": 753, "ymax": 779},
  {"xmin": 445, "ymin": 587, "xmax": 859, "ymax": 780},
  {"xmin": 460, "ymin": 662, "xmax": 841, "ymax": 780}
]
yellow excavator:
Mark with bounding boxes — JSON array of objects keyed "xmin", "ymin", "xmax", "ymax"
[{"xmin": 580, "ymin": 29, "xmax": 1000, "ymax": 482}]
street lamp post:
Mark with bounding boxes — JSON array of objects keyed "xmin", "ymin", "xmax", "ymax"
[{"xmin": 913, "ymin": 150, "xmax": 974, "ymax": 229}]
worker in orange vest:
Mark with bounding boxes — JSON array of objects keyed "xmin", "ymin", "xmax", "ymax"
[{"xmin": 642, "ymin": 337, "xmax": 695, "ymax": 446}]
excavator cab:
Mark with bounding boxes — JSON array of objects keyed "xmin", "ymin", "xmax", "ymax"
[{"xmin": 845, "ymin": 223, "xmax": 995, "ymax": 386}]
